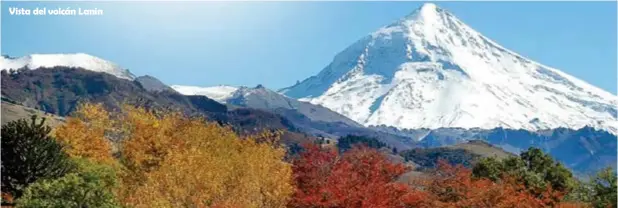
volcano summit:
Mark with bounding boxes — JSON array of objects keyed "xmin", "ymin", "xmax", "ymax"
[{"xmin": 280, "ymin": 3, "xmax": 617, "ymax": 134}]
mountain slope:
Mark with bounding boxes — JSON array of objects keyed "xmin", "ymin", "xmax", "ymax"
[
  {"xmin": 225, "ymin": 85, "xmax": 362, "ymax": 127},
  {"xmin": 1, "ymin": 100, "xmax": 65, "ymax": 127},
  {"xmin": 0, "ymin": 66, "xmax": 417, "ymax": 151},
  {"xmin": 373, "ymin": 125, "xmax": 616, "ymax": 176},
  {"xmin": 136, "ymin": 75, "xmax": 175, "ymax": 92},
  {"xmin": 280, "ymin": 3, "xmax": 617, "ymax": 134},
  {"xmin": 170, "ymin": 84, "xmax": 363, "ymax": 128},
  {"xmin": 171, "ymin": 84, "xmax": 417, "ymax": 149},
  {"xmin": 220, "ymin": 85, "xmax": 418, "ymax": 149},
  {"xmin": 0, "ymin": 67, "xmax": 225, "ymax": 116},
  {"xmin": 401, "ymin": 140, "xmax": 514, "ymax": 169},
  {"xmin": 2, "ymin": 67, "xmax": 324, "ymax": 139},
  {"xmin": 171, "ymin": 85, "xmax": 238, "ymax": 103},
  {"xmin": 1, "ymin": 53, "xmax": 136, "ymax": 80}
]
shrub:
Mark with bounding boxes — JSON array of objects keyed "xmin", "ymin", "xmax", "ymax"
[{"xmin": 15, "ymin": 159, "xmax": 120, "ymax": 208}]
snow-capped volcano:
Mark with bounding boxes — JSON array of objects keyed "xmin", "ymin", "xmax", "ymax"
[
  {"xmin": 281, "ymin": 3, "xmax": 618, "ymax": 134},
  {"xmin": 1, "ymin": 53, "xmax": 135, "ymax": 80}
]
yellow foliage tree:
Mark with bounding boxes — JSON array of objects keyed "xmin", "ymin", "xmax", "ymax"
[
  {"xmin": 54, "ymin": 103, "xmax": 294, "ymax": 208},
  {"xmin": 54, "ymin": 103, "xmax": 115, "ymax": 164}
]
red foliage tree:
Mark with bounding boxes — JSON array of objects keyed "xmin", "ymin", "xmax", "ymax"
[
  {"xmin": 289, "ymin": 144, "xmax": 424, "ymax": 208},
  {"xmin": 290, "ymin": 146, "xmax": 583, "ymax": 208},
  {"xmin": 1, "ymin": 193, "xmax": 14, "ymax": 207}
]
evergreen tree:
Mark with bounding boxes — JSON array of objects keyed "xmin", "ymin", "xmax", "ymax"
[
  {"xmin": 472, "ymin": 147, "xmax": 576, "ymax": 204},
  {"xmin": 1, "ymin": 116, "xmax": 74, "ymax": 199},
  {"xmin": 590, "ymin": 167, "xmax": 617, "ymax": 208},
  {"xmin": 337, "ymin": 135, "xmax": 386, "ymax": 152}
]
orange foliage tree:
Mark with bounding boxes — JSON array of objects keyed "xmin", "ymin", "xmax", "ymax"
[{"xmin": 289, "ymin": 144, "xmax": 425, "ymax": 208}]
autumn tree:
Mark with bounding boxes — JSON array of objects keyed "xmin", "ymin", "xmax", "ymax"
[
  {"xmin": 289, "ymin": 144, "xmax": 422, "ymax": 208},
  {"xmin": 55, "ymin": 103, "xmax": 294, "ymax": 208},
  {"xmin": 54, "ymin": 103, "xmax": 115, "ymax": 164},
  {"xmin": 411, "ymin": 160, "xmax": 592, "ymax": 208},
  {"xmin": 415, "ymin": 160, "xmax": 546, "ymax": 208},
  {"xmin": 1, "ymin": 116, "xmax": 74, "ymax": 199}
]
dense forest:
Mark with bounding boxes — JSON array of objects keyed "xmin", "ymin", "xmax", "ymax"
[{"xmin": 1, "ymin": 103, "xmax": 616, "ymax": 208}]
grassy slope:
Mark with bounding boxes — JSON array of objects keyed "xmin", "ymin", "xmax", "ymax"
[
  {"xmin": 1, "ymin": 101, "xmax": 65, "ymax": 127},
  {"xmin": 447, "ymin": 140, "xmax": 515, "ymax": 160},
  {"xmin": 398, "ymin": 140, "xmax": 515, "ymax": 183}
]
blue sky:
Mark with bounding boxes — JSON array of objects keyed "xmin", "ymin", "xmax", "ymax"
[{"xmin": 2, "ymin": 1, "xmax": 616, "ymax": 93}]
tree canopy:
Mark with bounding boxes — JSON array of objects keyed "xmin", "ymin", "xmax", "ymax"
[
  {"xmin": 289, "ymin": 144, "xmax": 421, "ymax": 208},
  {"xmin": 54, "ymin": 103, "xmax": 294, "ymax": 208}
]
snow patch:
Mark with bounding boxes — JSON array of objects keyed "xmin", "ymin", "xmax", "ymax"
[
  {"xmin": 171, "ymin": 85, "xmax": 238, "ymax": 103},
  {"xmin": 1, "ymin": 53, "xmax": 135, "ymax": 80}
]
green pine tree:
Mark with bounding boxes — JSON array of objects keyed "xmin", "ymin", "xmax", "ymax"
[{"xmin": 1, "ymin": 115, "xmax": 74, "ymax": 199}]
